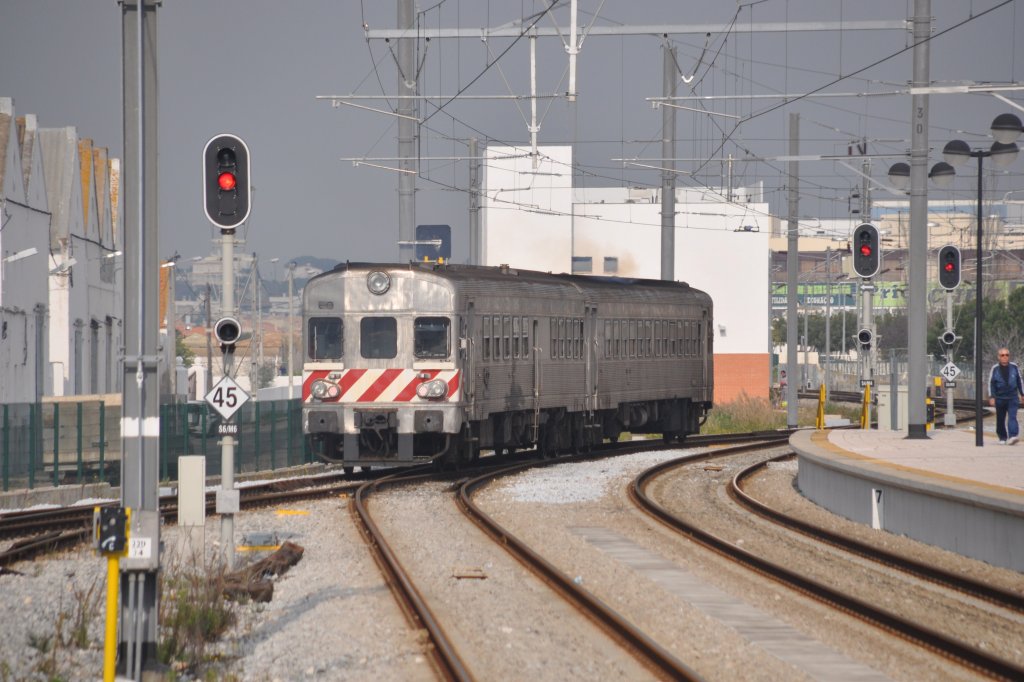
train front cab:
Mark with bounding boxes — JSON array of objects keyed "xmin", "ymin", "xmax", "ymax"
[{"xmin": 302, "ymin": 268, "xmax": 466, "ymax": 467}]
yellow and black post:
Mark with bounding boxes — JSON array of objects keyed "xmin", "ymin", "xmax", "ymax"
[{"xmin": 94, "ymin": 506, "xmax": 129, "ymax": 682}]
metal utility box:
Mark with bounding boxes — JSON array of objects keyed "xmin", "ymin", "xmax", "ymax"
[{"xmin": 876, "ymin": 385, "xmax": 908, "ymax": 431}]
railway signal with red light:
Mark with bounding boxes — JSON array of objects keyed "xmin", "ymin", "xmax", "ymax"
[
  {"xmin": 937, "ymin": 245, "xmax": 961, "ymax": 290},
  {"xmin": 852, "ymin": 223, "xmax": 880, "ymax": 278},
  {"xmin": 203, "ymin": 134, "xmax": 250, "ymax": 231}
]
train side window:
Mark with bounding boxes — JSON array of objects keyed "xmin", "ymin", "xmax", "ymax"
[
  {"xmin": 360, "ymin": 317, "xmax": 397, "ymax": 359},
  {"xmin": 550, "ymin": 318, "xmax": 557, "ymax": 359},
  {"xmin": 655, "ymin": 321, "xmax": 662, "ymax": 357},
  {"xmin": 697, "ymin": 322, "xmax": 703, "ymax": 354},
  {"xmin": 557, "ymin": 318, "xmax": 565, "ymax": 358},
  {"xmin": 522, "ymin": 317, "xmax": 530, "ymax": 358},
  {"xmin": 628, "ymin": 320, "xmax": 636, "ymax": 357},
  {"xmin": 612, "ymin": 320, "xmax": 620, "ymax": 358},
  {"xmin": 503, "ymin": 316, "xmax": 512, "ymax": 360},
  {"xmin": 645, "ymin": 320, "xmax": 653, "ymax": 357},
  {"xmin": 604, "ymin": 320, "xmax": 611, "ymax": 358},
  {"xmin": 482, "ymin": 317, "xmax": 491, "ymax": 360},
  {"xmin": 414, "ymin": 317, "xmax": 450, "ymax": 359},
  {"xmin": 512, "ymin": 316, "xmax": 521, "ymax": 358},
  {"xmin": 573, "ymin": 319, "xmax": 581, "ymax": 359},
  {"xmin": 668, "ymin": 321, "xmax": 676, "ymax": 356},
  {"xmin": 308, "ymin": 317, "xmax": 343, "ymax": 360}
]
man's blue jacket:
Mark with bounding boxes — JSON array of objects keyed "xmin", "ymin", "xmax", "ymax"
[{"xmin": 989, "ymin": 361, "xmax": 1024, "ymax": 400}]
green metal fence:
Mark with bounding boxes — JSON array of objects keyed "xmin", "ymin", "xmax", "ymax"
[{"xmin": 0, "ymin": 399, "xmax": 312, "ymax": 493}]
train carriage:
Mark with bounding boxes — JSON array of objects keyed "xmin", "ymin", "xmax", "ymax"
[{"xmin": 302, "ymin": 262, "xmax": 713, "ymax": 468}]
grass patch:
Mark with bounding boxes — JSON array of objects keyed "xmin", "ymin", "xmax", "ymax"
[
  {"xmin": 158, "ymin": 555, "xmax": 239, "ymax": 678},
  {"xmin": 702, "ymin": 392, "xmax": 863, "ymax": 434}
]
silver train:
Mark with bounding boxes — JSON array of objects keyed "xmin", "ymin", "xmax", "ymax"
[{"xmin": 301, "ymin": 262, "xmax": 714, "ymax": 468}]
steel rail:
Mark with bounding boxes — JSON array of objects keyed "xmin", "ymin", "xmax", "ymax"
[
  {"xmin": 457, "ymin": 458, "xmax": 707, "ymax": 681},
  {"xmin": 730, "ymin": 453, "xmax": 1024, "ymax": 613},
  {"xmin": 351, "ymin": 470, "xmax": 474, "ymax": 682},
  {"xmin": 632, "ymin": 447, "xmax": 1024, "ymax": 680}
]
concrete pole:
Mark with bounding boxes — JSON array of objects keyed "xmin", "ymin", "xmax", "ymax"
[
  {"xmin": 469, "ymin": 137, "xmax": 480, "ymax": 265},
  {"xmin": 287, "ymin": 262, "xmax": 296, "ymax": 399},
  {"xmin": 842, "ymin": 305, "xmax": 847, "ymax": 357},
  {"xmin": 825, "ymin": 247, "xmax": 831, "ymax": 402},
  {"xmin": 945, "ymin": 292, "xmax": 956, "ymax": 427},
  {"xmin": 786, "ymin": 113, "xmax": 800, "ymax": 427},
  {"xmin": 221, "ymin": 233, "xmax": 235, "ymax": 566},
  {"xmin": 862, "ymin": 282, "xmax": 874, "ymax": 428},
  {"xmin": 119, "ymin": 0, "xmax": 160, "ymax": 675},
  {"xmin": 397, "ymin": 0, "xmax": 416, "ymax": 262},
  {"xmin": 205, "ymin": 283, "xmax": 212, "ymax": 391},
  {"xmin": 660, "ymin": 42, "xmax": 677, "ymax": 281},
  {"xmin": 250, "ymin": 254, "xmax": 258, "ymax": 387},
  {"xmin": 803, "ymin": 313, "xmax": 809, "ymax": 388},
  {"xmin": 529, "ymin": 31, "xmax": 539, "ymax": 168},
  {"xmin": 906, "ymin": 0, "xmax": 931, "ymax": 438}
]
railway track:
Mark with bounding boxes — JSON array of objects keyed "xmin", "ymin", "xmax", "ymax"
[
  {"xmin": 348, "ymin": 437, "xmax": 740, "ymax": 681},
  {"xmin": 632, "ymin": 446, "xmax": 1024, "ymax": 680},
  {"xmin": 0, "ymin": 429, "xmax": 787, "ymax": 569},
  {"xmin": 0, "ymin": 470, "xmax": 362, "ymax": 567},
  {"xmin": 731, "ymin": 453, "xmax": 1024, "ymax": 614},
  {"xmin": 808, "ymin": 388, "xmax": 980, "ymax": 414}
]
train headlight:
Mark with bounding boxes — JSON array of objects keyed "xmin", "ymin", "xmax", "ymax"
[
  {"xmin": 366, "ymin": 271, "xmax": 391, "ymax": 295},
  {"xmin": 415, "ymin": 379, "xmax": 448, "ymax": 400},
  {"xmin": 311, "ymin": 380, "xmax": 341, "ymax": 401}
]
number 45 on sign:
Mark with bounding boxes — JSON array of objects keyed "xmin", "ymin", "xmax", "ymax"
[
  {"xmin": 940, "ymin": 362, "xmax": 961, "ymax": 382},
  {"xmin": 205, "ymin": 376, "xmax": 251, "ymax": 421}
]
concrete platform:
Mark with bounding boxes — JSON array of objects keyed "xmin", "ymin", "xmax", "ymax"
[{"xmin": 791, "ymin": 427, "xmax": 1024, "ymax": 572}]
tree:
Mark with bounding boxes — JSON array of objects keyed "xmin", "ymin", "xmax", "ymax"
[
  {"xmin": 256, "ymin": 362, "xmax": 278, "ymax": 390},
  {"xmin": 175, "ymin": 331, "xmax": 196, "ymax": 367}
]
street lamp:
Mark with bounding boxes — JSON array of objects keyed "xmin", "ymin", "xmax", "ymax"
[
  {"xmin": 286, "ymin": 261, "xmax": 297, "ymax": 399},
  {"xmin": 892, "ymin": 112, "xmax": 1023, "ymax": 446}
]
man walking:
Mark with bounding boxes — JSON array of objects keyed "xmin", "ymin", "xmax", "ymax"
[{"xmin": 988, "ymin": 347, "xmax": 1024, "ymax": 444}]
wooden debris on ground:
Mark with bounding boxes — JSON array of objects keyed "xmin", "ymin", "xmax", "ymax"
[{"xmin": 223, "ymin": 541, "xmax": 305, "ymax": 603}]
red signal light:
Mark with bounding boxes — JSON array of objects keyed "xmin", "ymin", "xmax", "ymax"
[
  {"xmin": 944, "ymin": 261, "xmax": 954, "ymax": 272},
  {"xmin": 859, "ymin": 244, "xmax": 872, "ymax": 257},
  {"xmin": 218, "ymin": 172, "xmax": 237, "ymax": 191}
]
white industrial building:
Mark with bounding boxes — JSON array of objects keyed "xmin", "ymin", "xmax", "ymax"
[
  {"xmin": 481, "ymin": 145, "xmax": 772, "ymax": 402},
  {"xmin": 0, "ymin": 97, "xmax": 123, "ymax": 403},
  {"xmin": 0, "ymin": 101, "xmax": 50, "ymax": 403}
]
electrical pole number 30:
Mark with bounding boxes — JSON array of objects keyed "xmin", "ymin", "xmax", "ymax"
[{"xmin": 205, "ymin": 375, "xmax": 251, "ymax": 422}]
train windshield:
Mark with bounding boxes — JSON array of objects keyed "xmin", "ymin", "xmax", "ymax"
[
  {"xmin": 414, "ymin": 317, "xmax": 450, "ymax": 359},
  {"xmin": 308, "ymin": 317, "xmax": 343, "ymax": 360},
  {"xmin": 360, "ymin": 317, "xmax": 397, "ymax": 359}
]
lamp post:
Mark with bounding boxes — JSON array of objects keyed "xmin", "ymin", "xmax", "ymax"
[
  {"xmin": 893, "ymin": 113, "xmax": 1022, "ymax": 446},
  {"xmin": 162, "ymin": 257, "xmax": 179, "ymax": 395},
  {"xmin": 287, "ymin": 262, "xmax": 297, "ymax": 399}
]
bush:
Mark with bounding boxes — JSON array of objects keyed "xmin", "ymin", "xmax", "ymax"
[
  {"xmin": 702, "ymin": 393, "xmax": 785, "ymax": 434},
  {"xmin": 158, "ymin": 561, "xmax": 237, "ymax": 675}
]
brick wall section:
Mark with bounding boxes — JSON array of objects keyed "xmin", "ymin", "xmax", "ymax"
[{"xmin": 714, "ymin": 353, "xmax": 770, "ymax": 403}]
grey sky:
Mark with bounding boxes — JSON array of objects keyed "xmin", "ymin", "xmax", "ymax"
[{"xmin": 1, "ymin": 1, "xmax": 1021, "ymax": 267}]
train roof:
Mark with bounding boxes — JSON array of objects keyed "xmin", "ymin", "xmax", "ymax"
[{"xmin": 308, "ymin": 261, "xmax": 712, "ymax": 306}]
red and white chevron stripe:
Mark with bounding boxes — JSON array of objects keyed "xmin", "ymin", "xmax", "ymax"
[{"xmin": 303, "ymin": 368, "xmax": 461, "ymax": 403}]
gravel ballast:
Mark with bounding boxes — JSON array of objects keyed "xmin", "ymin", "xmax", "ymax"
[{"xmin": 2, "ymin": 445, "xmax": 1021, "ymax": 680}]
